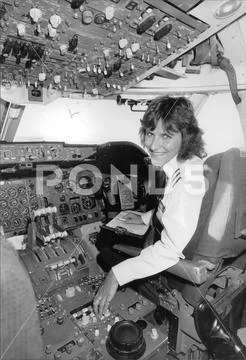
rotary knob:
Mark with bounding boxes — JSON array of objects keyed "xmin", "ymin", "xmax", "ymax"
[
  {"xmin": 106, "ymin": 320, "xmax": 146, "ymax": 360},
  {"xmin": 82, "ymin": 10, "xmax": 93, "ymax": 24}
]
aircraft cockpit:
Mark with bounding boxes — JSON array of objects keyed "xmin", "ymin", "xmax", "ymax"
[{"xmin": 1, "ymin": 1, "xmax": 246, "ymax": 360}]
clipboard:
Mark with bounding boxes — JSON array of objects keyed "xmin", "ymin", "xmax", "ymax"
[{"xmin": 103, "ymin": 211, "xmax": 149, "ymax": 238}]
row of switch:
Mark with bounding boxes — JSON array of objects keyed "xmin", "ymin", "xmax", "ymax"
[
  {"xmin": 34, "ymin": 206, "xmax": 57, "ymax": 217},
  {"xmin": 49, "ymin": 257, "xmax": 76, "ymax": 271}
]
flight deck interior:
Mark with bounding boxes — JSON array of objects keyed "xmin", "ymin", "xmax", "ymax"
[{"xmin": 1, "ymin": 1, "xmax": 246, "ymax": 360}]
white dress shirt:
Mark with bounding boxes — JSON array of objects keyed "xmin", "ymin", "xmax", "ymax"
[{"xmin": 112, "ymin": 155, "xmax": 205, "ymax": 286}]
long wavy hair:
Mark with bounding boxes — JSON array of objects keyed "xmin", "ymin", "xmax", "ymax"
[{"xmin": 139, "ymin": 96, "xmax": 206, "ymax": 160}]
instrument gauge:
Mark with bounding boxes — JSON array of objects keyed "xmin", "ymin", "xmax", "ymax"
[
  {"xmin": 102, "ymin": 177, "xmax": 111, "ymax": 190},
  {"xmin": 82, "ymin": 196, "xmax": 95, "ymax": 210},
  {"xmin": 0, "ymin": 189, "xmax": 6, "ymax": 199},
  {"xmin": 55, "ymin": 183, "xmax": 64, "ymax": 192},
  {"xmin": 78, "ymin": 175, "xmax": 93, "ymax": 189}
]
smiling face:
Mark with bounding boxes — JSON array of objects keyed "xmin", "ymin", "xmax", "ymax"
[{"xmin": 144, "ymin": 120, "xmax": 182, "ymax": 167}]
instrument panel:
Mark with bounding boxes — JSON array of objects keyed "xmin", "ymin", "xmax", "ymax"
[
  {"xmin": 0, "ymin": 178, "xmax": 38, "ymax": 235},
  {"xmin": 44, "ymin": 167, "xmax": 105, "ymax": 229},
  {"xmin": 0, "ymin": 172, "xmax": 105, "ymax": 236},
  {"xmin": 0, "ymin": 140, "xmax": 149, "ymax": 235},
  {"xmin": 0, "ymin": 141, "xmax": 97, "ymax": 164},
  {"xmin": 0, "ymin": 0, "xmax": 209, "ymax": 97}
]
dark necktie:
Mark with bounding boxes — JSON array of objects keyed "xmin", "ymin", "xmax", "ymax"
[
  {"xmin": 155, "ymin": 168, "xmax": 166, "ymax": 200},
  {"xmin": 152, "ymin": 168, "xmax": 166, "ymax": 242},
  {"xmin": 145, "ymin": 168, "xmax": 166, "ymax": 211}
]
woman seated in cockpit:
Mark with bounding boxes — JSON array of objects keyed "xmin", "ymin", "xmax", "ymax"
[{"xmin": 94, "ymin": 95, "xmax": 206, "ymax": 317}]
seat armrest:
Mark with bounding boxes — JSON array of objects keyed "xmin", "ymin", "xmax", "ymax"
[
  {"xmin": 113, "ymin": 244, "xmax": 142, "ymax": 257},
  {"xmin": 167, "ymin": 259, "xmax": 216, "ymax": 284}
]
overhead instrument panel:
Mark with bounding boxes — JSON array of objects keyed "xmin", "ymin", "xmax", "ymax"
[
  {"xmin": 0, "ymin": 141, "xmax": 97, "ymax": 165},
  {"xmin": 0, "ymin": 0, "xmax": 209, "ymax": 97}
]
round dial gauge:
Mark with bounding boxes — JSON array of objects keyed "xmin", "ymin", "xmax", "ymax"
[{"xmin": 78, "ymin": 174, "xmax": 93, "ymax": 189}]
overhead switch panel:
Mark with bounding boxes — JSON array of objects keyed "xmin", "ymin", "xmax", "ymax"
[{"xmin": 0, "ymin": 0, "xmax": 209, "ymax": 97}]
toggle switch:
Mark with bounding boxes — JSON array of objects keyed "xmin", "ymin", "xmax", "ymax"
[
  {"xmin": 56, "ymin": 315, "xmax": 64, "ymax": 325},
  {"xmin": 30, "ymin": 8, "xmax": 42, "ymax": 23},
  {"xmin": 137, "ymin": 14, "xmax": 156, "ymax": 34},
  {"xmin": 17, "ymin": 23, "xmax": 26, "ymax": 36},
  {"xmin": 119, "ymin": 38, "xmax": 128, "ymax": 49},
  {"xmin": 39, "ymin": 72, "xmax": 46, "ymax": 81},
  {"xmin": 154, "ymin": 24, "xmax": 172, "ymax": 41},
  {"xmin": 150, "ymin": 328, "xmax": 159, "ymax": 340},
  {"xmin": 54, "ymin": 351, "xmax": 62, "ymax": 359},
  {"xmin": 105, "ymin": 6, "xmax": 115, "ymax": 21},
  {"xmin": 77, "ymin": 336, "xmax": 85, "ymax": 347},
  {"xmin": 125, "ymin": 48, "xmax": 133, "ymax": 59},
  {"xmin": 128, "ymin": 307, "xmax": 135, "ymax": 315},
  {"xmin": 131, "ymin": 42, "xmax": 140, "ymax": 53},
  {"xmin": 47, "ymin": 24, "xmax": 56, "ymax": 38},
  {"xmin": 81, "ymin": 314, "xmax": 90, "ymax": 325},
  {"xmin": 45, "ymin": 344, "xmax": 52, "ymax": 355},
  {"xmin": 50, "ymin": 14, "xmax": 61, "ymax": 28},
  {"xmin": 136, "ymin": 303, "xmax": 143, "ymax": 310},
  {"xmin": 65, "ymin": 286, "xmax": 75, "ymax": 298},
  {"xmin": 66, "ymin": 343, "xmax": 73, "ymax": 354},
  {"xmin": 166, "ymin": 39, "xmax": 171, "ymax": 51}
]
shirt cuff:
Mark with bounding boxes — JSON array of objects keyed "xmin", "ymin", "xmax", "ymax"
[
  {"xmin": 112, "ymin": 258, "xmax": 139, "ymax": 286},
  {"xmin": 141, "ymin": 210, "xmax": 153, "ymax": 225}
]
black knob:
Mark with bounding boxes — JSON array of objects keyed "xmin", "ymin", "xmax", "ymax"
[
  {"xmin": 106, "ymin": 320, "xmax": 146, "ymax": 359},
  {"xmin": 25, "ymin": 59, "xmax": 32, "ymax": 69},
  {"xmin": 68, "ymin": 34, "xmax": 78, "ymax": 52},
  {"xmin": 36, "ymin": 46, "xmax": 44, "ymax": 59},
  {"xmin": 137, "ymin": 15, "xmax": 156, "ymax": 35},
  {"xmin": 2, "ymin": 38, "xmax": 13, "ymax": 56},
  {"xmin": 154, "ymin": 24, "xmax": 172, "ymax": 41},
  {"xmin": 20, "ymin": 43, "xmax": 28, "ymax": 58},
  {"xmin": 113, "ymin": 59, "xmax": 121, "ymax": 72},
  {"xmin": 71, "ymin": 0, "xmax": 85, "ymax": 9},
  {"xmin": 12, "ymin": 40, "xmax": 22, "ymax": 57},
  {"xmin": 0, "ymin": 55, "xmax": 5, "ymax": 63}
]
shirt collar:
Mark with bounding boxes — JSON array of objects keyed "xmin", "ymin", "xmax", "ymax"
[{"xmin": 163, "ymin": 155, "xmax": 180, "ymax": 180}]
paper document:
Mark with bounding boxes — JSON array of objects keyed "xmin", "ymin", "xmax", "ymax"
[{"xmin": 106, "ymin": 211, "xmax": 149, "ymax": 236}]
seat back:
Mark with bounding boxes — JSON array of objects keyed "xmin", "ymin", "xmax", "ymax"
[
  {"xmin": 182, "ymin": 147, "xmax": 246, "ymax": 304},
  {"xmin": 185, "ymin": 147, "xmax": 246, "ymax": 260}
]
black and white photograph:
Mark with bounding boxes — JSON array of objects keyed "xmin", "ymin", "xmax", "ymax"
[{"xmin": 0, "ymin": 1, "xmax": 246, "ymax": 359}]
